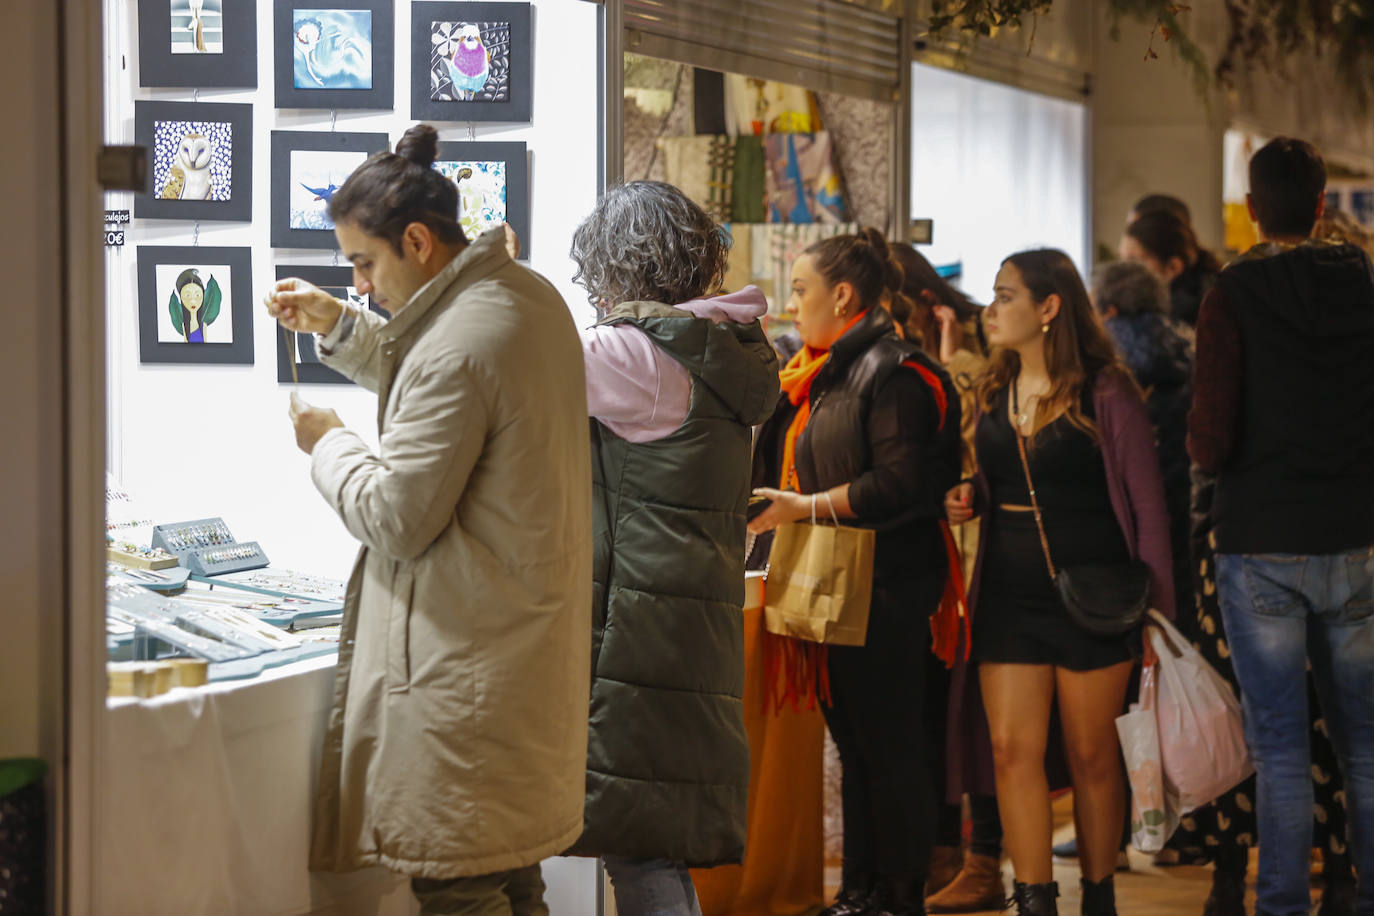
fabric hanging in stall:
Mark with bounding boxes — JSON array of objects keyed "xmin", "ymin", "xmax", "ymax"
[
  {"xmin": 660, "ymin": 135, "xmax": 737, "ymax": 224},
  {"xmin": 732, "ymin": 136, "xmax": 767, "ymax": 224},
  {"xmin": 722, "ymin": 74, "xmax": 820, "ymax": 137},
  {"xmin": 765, "ymin": 132, "xmax": 849, "ymax": 224}
]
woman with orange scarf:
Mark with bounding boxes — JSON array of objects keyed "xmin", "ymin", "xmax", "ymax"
[{"xmin": 748, "ymin": 229, "xmax": 963, "ymax": 916}]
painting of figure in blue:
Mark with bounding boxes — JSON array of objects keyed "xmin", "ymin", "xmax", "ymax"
[
  {"xmin": 289, "ymin": 149, "xmax": 367, "ymax": 230},
  {"xmin": 434, "ymin": 159, "xmax": 507, "ymax": 240},
  {"xmin": 157, "ymin": 264, "xmax": 232, "ymax": 344},
  {"xmin": 171, "ymin": 0, "xmax": 224, "ymax": 54},
  {"xmin": 430, "ymin": 21, "xmax": 510, "ymax": 102},
  {"xmin": 293, "ymin": 9, "xmax": 373, "ymax": 89}
]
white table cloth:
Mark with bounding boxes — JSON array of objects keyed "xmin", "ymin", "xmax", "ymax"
[{"xmin": 98, "ymin": 653, "xmax": 600, "ymax": 916}]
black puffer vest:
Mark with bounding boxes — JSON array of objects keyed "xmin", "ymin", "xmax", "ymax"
[
  {"xmin": 571, "ymin": 301, "xmax": 779, "ymax": 867},
  {"xmin": 751, "ymin": 308, "xmax": 959, "ymax": 573}
]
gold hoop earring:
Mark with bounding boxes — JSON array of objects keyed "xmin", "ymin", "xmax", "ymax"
[{"xmin": 835, "ymin": 306, "xmax": 847, "ymax": 318}]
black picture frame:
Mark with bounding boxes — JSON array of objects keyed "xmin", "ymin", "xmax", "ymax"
[
  {"xmin": 273, "ymin": 265, "xmax": 389, "ymax": 384},
  {"xmin": 138, "ymin": 0, "xmax": 257, "ymax": 88},
  {"xmin": 433, "ymin": 140, "xmax": 530, "ymax": 257},
  {"xmin": 274, "ymin": 0, "xmax": 395, "ymax": 110},
  {"xmin": 271, "ymin": 130, "xmax": 390, "ymax": 249},
  {"xmin": 135, "ymin": 101, "xmax": 254, "ymax": 222},
  {"xmin": 410, "ymin": 2, "xmax": 532, "ymax": 123},
  {"xmin": 137, "ymin": 246, "xmax": 254, "ymax": 365}
]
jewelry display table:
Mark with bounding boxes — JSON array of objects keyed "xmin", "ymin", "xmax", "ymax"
[{"xmin": 98, "ymin": 653, "xmax": 601, "ymax": 916}]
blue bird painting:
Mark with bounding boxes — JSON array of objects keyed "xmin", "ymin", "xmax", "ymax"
[{"xmin": 299, "ymin": 181, "xmax": 340, "ymax": 202}]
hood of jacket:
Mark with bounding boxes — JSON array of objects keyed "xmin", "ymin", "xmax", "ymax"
[
  {"xmin": 599, "ymin": 287, "xmax": 779, "ymax": 427},
  {"xmin": 1222, "ymin": 240, "xmax": 1374, "ymax": 337}
]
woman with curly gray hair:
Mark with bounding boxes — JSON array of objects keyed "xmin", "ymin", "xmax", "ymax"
[{"xmin": 563, "ymin": 181, "xmax": 780, "ymax": 916}]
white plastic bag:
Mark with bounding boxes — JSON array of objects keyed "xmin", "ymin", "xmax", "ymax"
[
  {"xmin": 1146, "ymin": 609, "xmax": 1254, "ymax": 813},
  {"xmin": 1116, "ymin": 664, "xmax": 1179, "ymax": 853}
]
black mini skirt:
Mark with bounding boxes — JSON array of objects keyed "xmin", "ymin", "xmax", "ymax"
[{"xmin": 972, "ymin": 508, "xmax": 1136, "ymax": 671}]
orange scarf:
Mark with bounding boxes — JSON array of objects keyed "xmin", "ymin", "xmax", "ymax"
[
  {"xmin": 776, "ymin": 313, "xmax": 865, "ymax": 490},
  {"xmin": 765, "ymin": 314, "xmax": 862, "ymax": 714}
]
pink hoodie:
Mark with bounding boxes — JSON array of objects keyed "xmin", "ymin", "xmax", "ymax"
[{"xmin": 580, "ymin": 286, "xmax": 769, "ymax": 443}]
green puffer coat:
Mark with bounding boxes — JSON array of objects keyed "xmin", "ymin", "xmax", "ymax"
[{"xmin": 567, "ymin": 301, "xmax": 779, "ymax": 867}]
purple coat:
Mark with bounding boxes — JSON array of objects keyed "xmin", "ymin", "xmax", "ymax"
[{"xmin": 945, "ymin": 371, "xmax": 1175, "ymax": 801}]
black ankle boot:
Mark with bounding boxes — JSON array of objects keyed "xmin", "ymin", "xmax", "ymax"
[
  {"xmin": 868, "ymin": 873, "xmax": 926, "ymax": 916},
  {"xmin": 1080, "ymin": 876, "xmax": 1117, "ymax": 916},
  {"xmin": 821, "ymin": 873, "xmax": 875, "ymax": 916},
  {"xmin": 1011, "ymin": 880, "xmax": 1059, "ymax": 916}
]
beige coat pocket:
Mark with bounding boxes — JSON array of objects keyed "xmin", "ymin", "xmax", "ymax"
[{"xmin": 387, "ymin": 565, "xmax": 415, "ymax": 692}]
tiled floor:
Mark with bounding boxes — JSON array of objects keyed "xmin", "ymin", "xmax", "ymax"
[{"xmin": 822, "ymin": 794, "xmax": 1343, "ymax": 915}]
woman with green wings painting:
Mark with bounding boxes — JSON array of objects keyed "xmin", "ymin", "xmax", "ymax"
[{"xmin": 169, "ymin": 268, "xmax": 222, "ymax": 342}]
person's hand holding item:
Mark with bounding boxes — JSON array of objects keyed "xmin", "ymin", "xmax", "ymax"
[
  {"xmin": 747, "ymin": 487, "xmax": 812, "ymax": 534},
  {"xmin": 933, "ymin": 304, "xmax": 963, "ymax": 364},
  {"xmin": 945, "ymin": 482, "xmax": 974, "ymax": 525},
  {"xmin": 265, "ymin": 278, "xmax": 345, "ymax": 335},
  {"xmin": 289, "ymin": 391, "xmax": 344, "ymax": 455}
]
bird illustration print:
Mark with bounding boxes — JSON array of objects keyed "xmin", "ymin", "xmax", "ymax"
[
  {"xmin": 299, "ymin": 181, "xmax": 342, "ymax": 203},
  {"xmin": 159, "ymin": 132, "xmax": 214, "ymax": 200},
  {"xmin": 445, "ymin": 24, "xmax": 491, "ymax": 99}
]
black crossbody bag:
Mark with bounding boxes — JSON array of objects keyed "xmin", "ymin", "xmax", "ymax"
[{"xmin": 1012, "ymin": 420, "xmax": 1150, "ymax": 636}]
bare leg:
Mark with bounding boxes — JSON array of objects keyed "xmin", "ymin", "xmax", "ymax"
[
  {"xmin": 1055, "ymin": 661, "xmax": 1133, "ymax": 883},
  {"xmin": 979, "ymin": 662, "xmax": 1057, "ymax": 884}
]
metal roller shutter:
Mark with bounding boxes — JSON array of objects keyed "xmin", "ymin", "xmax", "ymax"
[{"xmin": 623, "ymin": 0, "xmax": 903, "ymax": 103}]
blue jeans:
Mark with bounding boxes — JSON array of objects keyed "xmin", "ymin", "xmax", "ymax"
[
  {"xmin": 1216, "ymin": 550, "xmax": 1374, "ymax": 916},
  {"xmin": 602, "ymin": 856, "xmax": 702, "ymax": 916}
]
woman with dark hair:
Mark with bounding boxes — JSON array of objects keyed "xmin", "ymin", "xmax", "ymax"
[
  {"xmin": 882, "ymin": 245, "xmax": 1003, "ymax": 914},
  {"xmin": 265, "ymin": 124, "xmax": 594, "ymax": 916},
  {"xmin": 887, "ymin": 243, "xmax": 985, "ymax": 363},
  {"xmin": 749, "ymin": 228, "xmax": 963, "ymax": 916},
  {"xmin": 944, "ymin": 250, "xmax": 1174, "ymax": 916},
  {"xmin": 562, "ymin": 180, "xmax": 780, "ymax": 916},
  {"xmin": 1091, "ymin": 260, "xmax": 1192, "ymax": 622},
  {"xmin": 173, "ymin": 268, "xmax": 211, "ymax": 342},
  {"xmin": 1119, "ymin": 210, "xmax": 1221, "ymax": 327}
]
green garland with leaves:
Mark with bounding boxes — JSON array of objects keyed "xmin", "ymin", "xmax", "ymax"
[{"xmin": 926, "ymin": 0, "xmax": 1374, "ymax": 110}]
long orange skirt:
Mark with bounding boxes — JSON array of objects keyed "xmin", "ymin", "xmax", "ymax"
[{"xmin": 691, "ymin": 607, "xmax": 827, "ymax": 916}]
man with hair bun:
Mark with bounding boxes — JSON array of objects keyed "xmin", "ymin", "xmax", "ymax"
[{"xmin": 265, "ymin": 124, "xmax": 593, "ymax": 916}]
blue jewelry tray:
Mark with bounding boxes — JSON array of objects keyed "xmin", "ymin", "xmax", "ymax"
[{"xmin": 191, "ymin": 573, "xmax": 343, "ymax": 628}]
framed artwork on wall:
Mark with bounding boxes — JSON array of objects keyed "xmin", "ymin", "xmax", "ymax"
[
  {"xmin": 270, "ymin": 130, "xmax": 390, "ymax": 249},
  {"xmin": 135, "ymin": 101, "xmax": 254, "ymax": 222},
  {"xmin": 432, "ymin": 140, "xmax": 530, "ymax": 256},
  {"xmin": 410, "ymin": 2, "xmax": 532, "ymax": 123},
  {"xmin": 273, "ymin": 265, "xmax": 389, "ymax": 384},
  {"xmin": 138, "ymin": 0, "xmax": 258, "ymax": 88},
  {"xmin": 137, "ymin": 246, "xmax": 254, "ymax": 364},
  {"xmin": 274, "ymin": 0, "xmax": 395, "ymax": 110}
]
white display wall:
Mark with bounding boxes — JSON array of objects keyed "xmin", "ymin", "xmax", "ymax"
[
  {"xmin": 103, "ymin": 0, "xmax": 601, "ymax": 581},
  {"xmin": 910, "ymin": 62, "xmax": 1090, "ymax": 301}
]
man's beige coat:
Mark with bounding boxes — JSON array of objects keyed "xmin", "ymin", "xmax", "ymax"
[{"xmin": 308, "ymin": 230, "xmax": 592, "ymax": 879}]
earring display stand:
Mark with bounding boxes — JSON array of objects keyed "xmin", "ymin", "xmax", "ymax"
[{"xmin": 152, "ymin": 517, "xmax": 271, "ymax": 575}]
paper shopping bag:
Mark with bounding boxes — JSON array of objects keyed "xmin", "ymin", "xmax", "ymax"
[{"xmin": 764, "ymin": 520, "xmax": 874, "ymax": 646}]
